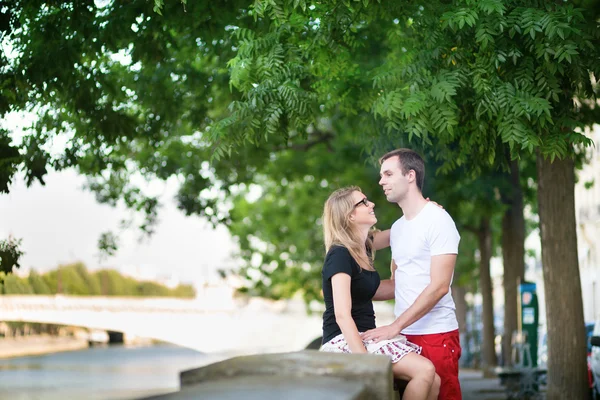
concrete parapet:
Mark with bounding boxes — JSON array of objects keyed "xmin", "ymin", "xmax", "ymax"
[
  {"xmin": 143, "ymin": 375, "xmax": 370, "ymax": 400},
  {"xmin": 182, "ymin": 350, "xmax": 393, "ymax": 399},
  {"xmin": 142, "ymin": 350, "xmax": 395, "ymax": 400}
]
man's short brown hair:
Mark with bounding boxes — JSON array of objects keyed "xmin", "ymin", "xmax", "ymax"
[{"xmin": 379, "ymin": 148, "xmax": 425, "ymax": 192}]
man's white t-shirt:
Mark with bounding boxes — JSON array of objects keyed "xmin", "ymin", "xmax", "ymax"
[{"xmin": 390, "ymin": 202, "xmax": 460, "ymax": 335}]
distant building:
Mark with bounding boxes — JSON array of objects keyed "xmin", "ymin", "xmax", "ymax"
[{"xmin": 575, "ymin": 125, "xmax": 600, "ymax": 322}]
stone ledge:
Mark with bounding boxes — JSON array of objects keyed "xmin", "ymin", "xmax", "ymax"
[
  {"xmin": 141, "ymin": 375, "xmax": 370, "ymax": 400},
  {"xmin": 177, "ymin": 350, "xmax": 394, "ymax": 400}
]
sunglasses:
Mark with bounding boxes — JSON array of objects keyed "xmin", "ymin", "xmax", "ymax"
[{"xmin": 354, "ymin": 197, "xmax": 369, "ymax": 208}]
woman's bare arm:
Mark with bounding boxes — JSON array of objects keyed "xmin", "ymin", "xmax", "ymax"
[
  {"xmin": 372, "ymin": 259, "xmax": 396, "ymax": 301},
  {"xmin": 331, "ymin": 273, "xmax": 367, "ymax": 353}
]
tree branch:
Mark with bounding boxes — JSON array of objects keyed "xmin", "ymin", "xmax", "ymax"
[{"xmin": 276, "ymin": 131, "xmax": 334, "ymax": 152}]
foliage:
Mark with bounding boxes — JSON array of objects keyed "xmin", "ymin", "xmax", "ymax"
[
  {"xmin": 2, "ymin": 1, "xmax": 596, "ymax": 394},
  {"xmin": 1, "ymin": 1, "xmax": 597, "ymax": 291},
  {"xmin": 168, "ymin": 0, "xmax": 599, "ymax": 171},
  {"xmin": 27, "ymin": 270, "xmax": 52, "ymax": 294},
  {"xmin": 2, "ymin": 3, "xmax": 597, "ymax": 391},
  {"xmin": 226, "ymin": 132, "xmax": 401, "ymax": 301},
  {"xmin": 0, "ymin": 236, "xmax": 24, "ymax": 275},
  {"xmin": 97, "ymin": 232, "xmax": 120, "ymax": 261},
  {"xmin": 1, "ymin": 0, "xmax": 252, "ymax": 236},
  {"xmin": 0, "ymin": 262, "xmax": 196, "ymax": 298},
  {"xmin": 0, "ymin": 272, "xmax": 34, "ymax": 294},
  {"xmin": 213, "ymin": 0, "xmax": 598, "ymax": 304}
]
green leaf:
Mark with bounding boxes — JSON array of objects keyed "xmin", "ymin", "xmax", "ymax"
[{"xmin": 153, "ymin": 0, "xmax": 164, "ymax": 15}]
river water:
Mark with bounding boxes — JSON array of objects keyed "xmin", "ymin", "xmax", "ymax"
[{"xmin": 0, "ymin": 344, "xmax": 227, "ymax": 400}]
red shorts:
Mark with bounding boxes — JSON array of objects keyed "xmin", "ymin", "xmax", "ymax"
[{"xmin": 404, "ymin": 329, "xmax": 462, "ymax": 400}]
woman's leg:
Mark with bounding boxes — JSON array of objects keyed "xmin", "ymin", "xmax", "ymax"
[
  {"xmin": 391, "ymin": 352, "xmax": 436, "ymax": 400},
  {"xmin": 428, "ymin": 373, "xmax": 441, "ymax": 400}
]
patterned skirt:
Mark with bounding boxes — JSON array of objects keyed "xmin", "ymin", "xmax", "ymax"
[{"xmin": 320, "ymin": 332, "xmax": 422, "ymax": 363}]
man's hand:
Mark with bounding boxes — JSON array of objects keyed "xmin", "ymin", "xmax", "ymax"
[
  {"xmin": 425, "ymin": 197, "xmax": 444, "ymax": 209},
  {"xmin": 360, "ymin": 324, "xmax": 400, "ymax": 343}
]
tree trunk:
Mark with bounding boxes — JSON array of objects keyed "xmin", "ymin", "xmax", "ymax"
[
  {"xmin": 501, "ymin": 159, "xmax": 526, "ymax": 366},
  {"xmin": 452, "ymin": 284, "xmax": 468, "ymax": 365},
  {"xmin": 537, "ymin": 154, "xmax": 588, "ymax": 399},
  {"xmin": 453, "ymin": 284, "xmax": 468, "ymax": 334},
  {"xmin": 478, "ymin": 217, "xmax": 498, "ymax": 370}
]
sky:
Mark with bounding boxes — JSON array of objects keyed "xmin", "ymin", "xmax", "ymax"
[{"xmin": 0, "ymin": 169, "xmax": 238, "ymax": 288}]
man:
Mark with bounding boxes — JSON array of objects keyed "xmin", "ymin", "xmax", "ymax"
[{"xmin": 362, "ymin": 148, "xmax": 462, "ymax": 400}]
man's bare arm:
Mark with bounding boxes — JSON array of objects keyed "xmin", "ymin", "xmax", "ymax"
[
  {"xmin": 372, "ymin": 230, "xmax": 390, "ymax": 251},
  {"xmin": 389, "ymin": 254, "xmax": 456, "ymax": 332},
  {"xmin": 361, "ymin": 254, "xmax": 456, "ymax": 341},
  {"xmin": 373, "ymin": 259, "xmax": 396, "ymax": 301}
]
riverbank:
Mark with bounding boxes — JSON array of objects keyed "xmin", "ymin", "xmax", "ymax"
[{"xmin": 0, "ymin": 335, "xmax": 89, "ymax": 359}]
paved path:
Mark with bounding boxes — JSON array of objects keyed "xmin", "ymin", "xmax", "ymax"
[{"xmin": 459, "ymin": 369, "xmax": 506, "ymax": 400}]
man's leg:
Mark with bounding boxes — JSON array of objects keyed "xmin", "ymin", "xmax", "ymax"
[{"xmin": 405, "ymin": 330, "xmax": 462, "ymax": 400}]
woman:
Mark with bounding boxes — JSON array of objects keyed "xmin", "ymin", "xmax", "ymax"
[{"xmin": 320, "ymin": 186, "xmax": 440, "ymax": 400}]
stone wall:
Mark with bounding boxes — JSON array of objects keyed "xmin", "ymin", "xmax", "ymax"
[{"xmin": 144, "ymin": 350, "xmax": 395, "ymax": 400}]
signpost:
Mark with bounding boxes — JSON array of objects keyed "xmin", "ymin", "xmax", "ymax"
[{"xmin": 519, "ymin": 281, "xmax": 539, "ymax": 368}]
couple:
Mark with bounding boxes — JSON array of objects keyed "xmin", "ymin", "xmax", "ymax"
[{"xmin": 320, "ymin": 149, "xmax": 462, "ymax": 400}]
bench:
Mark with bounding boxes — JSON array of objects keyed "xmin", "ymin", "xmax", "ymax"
[{"xmin": 496, "ymin": 366, "xmax": 547, "ymax": 399}]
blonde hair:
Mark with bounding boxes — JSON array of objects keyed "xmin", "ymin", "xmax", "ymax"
[{"xmin": 323, "ymin": 186, "xmax": 374, "ymax": 270}]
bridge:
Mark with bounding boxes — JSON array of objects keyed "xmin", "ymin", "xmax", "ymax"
[{"xmin": 0, "ymin": 288, "xmax": 396, "ymax": 355}]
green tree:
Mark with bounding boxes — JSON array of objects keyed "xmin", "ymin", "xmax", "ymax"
[
  {"xmin": 1, "ymin": 0, "xmax": 250, "ymax": 233},
  {"xmin": 73, "ymin": 262, "xmax": 102, "ymax": 295},
  {"xmin": 2, "ymin": 1, "xmax": 598, "ymax": 395},
  {"xmin": 93, "ymin": 269, "xmax": 136, "ymax": 296},
  {"xmin": 226, "ymin": 134, "xmax": 401, "ymax": 302},
  {"xmin": 452, "ymin": 229, "xmax": 481, "ymax": 366},
  {"xmin": 28, "ymin": 270, "xmax": 52, "ymax": 294},
  {"xmin": 1, "ymin": 273, "xmax": 33, "ymax": 294},
  {"xmin": 215, "ymin": 2, "xmax": 598, "ymax": 395},
  {"xmin": 426, "ymin": 156, "xmax": 515, "ymax": 370},
  {"xmin": 1, "ymin": 261, "xmax": 195, "ymax": 297},
  {"xmin": 136, "ymin": 281, "xmax": 169, "ymax": 296},
  {"xmin": 0, "ymin": 236, "xmax": 24, "ymax": 275},
  {"xmin": 44, "ymin": 263, "xmax": 92, "ymax": 295},
  {"xmin": 170, "ymin": 283, "xmax": 196, "ymax": 298},
  {"xmin": 499, "ymin": 156, "xmax": 539, "ymax": 366}
]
